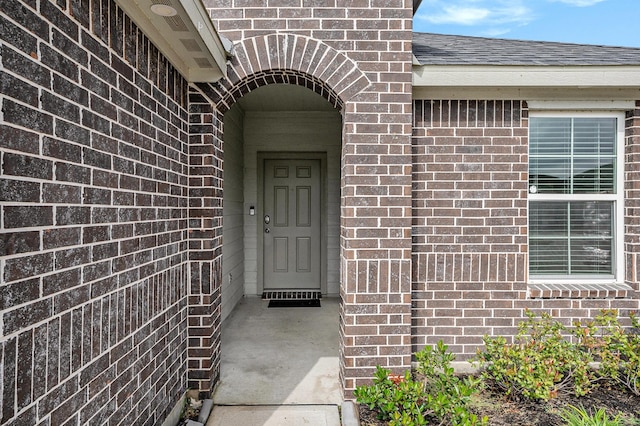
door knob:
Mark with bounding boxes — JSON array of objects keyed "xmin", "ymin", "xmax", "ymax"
[
  {"xmin": 264, "ymin": 215, "xmax": 270, "ymax": 224},
  {"xmin": 265, "ymin": 228, "xmax": 270, "ymax": 233}
]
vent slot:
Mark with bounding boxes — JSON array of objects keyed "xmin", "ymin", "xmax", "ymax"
[
  {"xmin": 181, "ymin": 38, "xmax": 202, "ymax": 52},
  {"xmin": 262, "ymin": 290, "xmax": 322, "ymax": 300},
  {"xmin": 193, "ymin": 57, "xmax": 213, "ymax": 67},
  {"xmin": 165, "ymin": 15, "xmax": 188, "ymax": 31}
]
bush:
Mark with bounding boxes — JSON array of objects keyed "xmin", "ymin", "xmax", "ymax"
[
  {"xmin": 415, "ymin": 341, "xmax": 485, "ymax": 424},
  {"xmin": 354, "ymin": 367, "xmax": 427, "ymax": 425},
  {"xmin": 354, "ymin": 341, "xmax": 487, "ymax": 426},
  {"xmin": 473, "ymin": 310, "xmax": 596, "ymax": 401},
  {"xmin": 355, "ymin": 311, "xmax": 640, "ymax": 424},
  {"xmin": 576, "ymin": 310, "xmax": 640, "ymax": 396}
]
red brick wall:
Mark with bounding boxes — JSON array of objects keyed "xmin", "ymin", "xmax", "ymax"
[
  {"xmin": 412, "ymin": 100, "xmax": 640, "ymax": 359},
  {"xmin": 1, "ymin": 1, "xmax": 190, "ymax": 424}
]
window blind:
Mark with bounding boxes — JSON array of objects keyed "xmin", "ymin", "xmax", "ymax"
[{"xmin": 529, "ymin": 116, "xmax": 617, "ymax": 278}]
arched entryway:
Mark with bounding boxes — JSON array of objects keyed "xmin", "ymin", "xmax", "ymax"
[
  {"xmin": 212, "ymin": 82, "xmax": 343, "ymax": 404},
  {"xmin": 221, "ymin": 83, "xmax": 342, "ymax": 318},
  {"xmin": 187, "ymin": 34, "xmax": 369, "ymax": 399},
  {"xmin": 187, "ymin": 33, "xmax": 414, "ymax": 400}
]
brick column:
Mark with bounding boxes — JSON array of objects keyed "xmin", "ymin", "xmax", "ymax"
[
  {"xmin": 340, "ymin": 92, "xmax": 414, "ymax": 395},
  {"xmin": 187, "ymin": 90, "xmax": 224, "ymax": 392}
]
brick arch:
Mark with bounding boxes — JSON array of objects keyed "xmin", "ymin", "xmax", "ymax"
[
  {"xmin": 186, "ymin": 34, "xmax": 372, "ymax": 395},
  {"xmin": 195, "ymin": 33, "xmax": 371, "ymax": 112}
]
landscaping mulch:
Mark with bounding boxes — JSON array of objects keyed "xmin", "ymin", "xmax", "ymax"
[{"xmin": 358, "ymin": 382, "xmax": 640, "ymax": 425}]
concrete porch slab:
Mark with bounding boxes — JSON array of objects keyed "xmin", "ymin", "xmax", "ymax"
[{"xmin": 212, "ymin": 297, "xmax": 341, "ymax": 405}]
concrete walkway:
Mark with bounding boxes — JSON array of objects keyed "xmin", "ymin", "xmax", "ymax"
[
  {"xmin": 206, "ymin": 297, "xmax": 342, "ymax": 425},
  {"xmin": 206, "ymin": 405, "xmax": 341, "ymax": 426}
]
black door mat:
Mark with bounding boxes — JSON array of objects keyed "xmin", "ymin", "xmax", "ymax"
[{"xmin": 268, "ymin": 299, "xmax": 321, "ymax": 308}]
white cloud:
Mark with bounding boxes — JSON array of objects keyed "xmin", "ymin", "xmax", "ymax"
[
  {"xmin": 549, "ymin": 0, "xmax": 606, "ymax": 6},
  {"xmin": 481, "ymin": 27, "xmax": 512, "ymax": 37},
  {"xmin": 417, "ymin": 1, "xmax": 534, "ymax": 27},
  {"xmin": 426, "ymin": 6, "xmax": 490, "ymax": 25}
]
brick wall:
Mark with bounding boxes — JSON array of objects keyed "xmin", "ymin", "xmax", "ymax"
[
  {"xmin": 203, "ymin": 0, "xmax": 415, "ymax": 395},
  {"xmin": 411, "ymin": 100, "xmax": 529, "ymax": 356},
  {"xmin": 412, "ymin": 99, "xmax": 640, "ymax": 359},
  {"xmin": 1, "ymin": 1, "xmax": 191, "ymax": 424},
  {"xmin": 625, "ymin": 103, "xmax": 640, "ymax": 290}
]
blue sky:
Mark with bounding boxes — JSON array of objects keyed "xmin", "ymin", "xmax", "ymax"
[{"xmin": 414, "ymin": 0, "xmax": 639, "ymax": 47}]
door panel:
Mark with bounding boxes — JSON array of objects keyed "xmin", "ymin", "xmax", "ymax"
[
  {"xmin": 263, "ymin": 159, "xmax": 321, "ymax": 290},
  {"xmin": 296, "ymin": 187, "xmax": 311, "ymax": 226},
  {"xmin": 274, "ymin": 187, "xmax": 288, "ymax": 226},
  {"xmin": 297, "ymin": 237, "xmax": 311, "ymax": 272},
  {"xmin": 273, "ymin": 238, "xmax": 288, "ymax": 272}
]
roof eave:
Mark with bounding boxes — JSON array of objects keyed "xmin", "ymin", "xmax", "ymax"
[
  {"xmin": 412, "ymin": 64, "xmax": 640, "ymax": 101},
  {"xmin": 115, "ymin": 0, "xmax": 229, "ymax": 83},
  {"xmin": 414, "ymin": 64, "xmax": 640, "ymax": 87},
  {"xmin": 413, "ymin": 0, "xmax": 422, "ymax": 14}
]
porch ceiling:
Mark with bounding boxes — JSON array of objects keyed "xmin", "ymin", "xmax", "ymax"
[{"xmin": 236, "ymin": 84, "xmax": 337, "ymax": 112}]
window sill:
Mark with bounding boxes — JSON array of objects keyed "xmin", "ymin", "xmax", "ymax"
[{"xmin": 528, "ymin": 282, "xmax": 634, "ymax": 299}]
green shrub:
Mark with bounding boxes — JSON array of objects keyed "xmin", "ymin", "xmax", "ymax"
[
  {"xmin": 354, "ymin": 367, "xmax": 426, "ymax": 424},
  {"xmin": 415, "ymin": 341, "xmax": 485, "ymax": 424},
  {"xmin": 576, "ymin": 310, "xmax": 640, "ymax": 396},
  {"xmin": 473, "ymin": 309, "xmax": 596, "ymax": 401},
  {"xmin": 354, "ymin": 341, "xmax": 487, "ymax": 426}
]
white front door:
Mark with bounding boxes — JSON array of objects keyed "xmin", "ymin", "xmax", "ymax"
[{"xmin": 262, "ymin": 159, "xmax": 321, "ymax": 291}]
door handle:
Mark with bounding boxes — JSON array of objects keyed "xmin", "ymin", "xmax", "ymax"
[{"xmin": 264, "ymin": 215, "xmax": 270, "ymax": 224}]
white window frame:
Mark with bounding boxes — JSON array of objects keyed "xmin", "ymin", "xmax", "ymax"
[{"xmin": 528, "ymin": 110, "xmax": 625, "ymax": 285}]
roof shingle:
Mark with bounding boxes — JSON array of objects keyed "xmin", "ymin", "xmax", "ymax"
[{"xmin": 413, "ymin": 32, "xmax": 640, "ymax": 66}]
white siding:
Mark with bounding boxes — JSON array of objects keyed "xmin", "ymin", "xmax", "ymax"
[{"xmin": 222, "ymin": 107, "xmax": 246, "ymax": 322}]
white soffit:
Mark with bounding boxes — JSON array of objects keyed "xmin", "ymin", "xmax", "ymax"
[
  {"xmin": 413, "ymin": 65, "xmax": 640, "ymax": 100},
  {"xmin": 413, "ymin": 65, "xmax": 640, "ymax": 88},
  {"xmin": 115, "ymin": 0, "xmax": 229, "ymax": 83},
  {"xmin": 527, "ymin": 100, "xmax": 636, "ymax": 110}
]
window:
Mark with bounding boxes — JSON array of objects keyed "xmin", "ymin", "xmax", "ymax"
[{"xmin": 528, "ymin": 114, "xmax": 624, "ymax": 281}]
